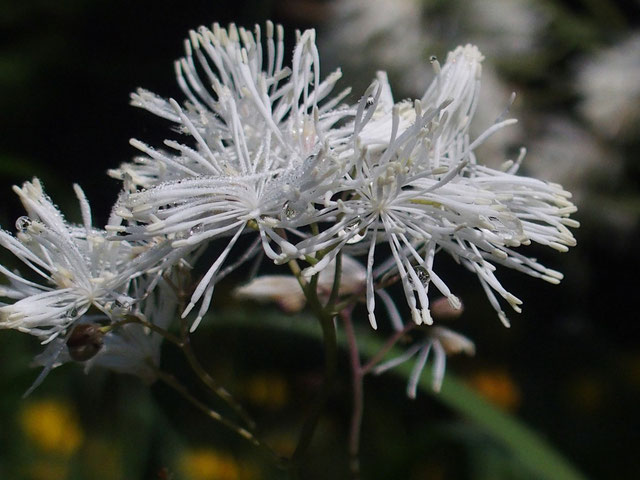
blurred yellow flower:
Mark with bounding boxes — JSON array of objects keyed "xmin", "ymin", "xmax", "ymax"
[
  {"xmin": 243, "ymin": 373, "xmax": 289, "ymax": 410},
  {"xmin": 179, "ymin": 448, "xmax": 240, "ymax": 480},
  {"xmin": 467, "ymin": 368, "xmax": 521, "ymax": 412},
  {"xmin": 20, "ymin": 399, "xmax": 83, "ymax": 456}
]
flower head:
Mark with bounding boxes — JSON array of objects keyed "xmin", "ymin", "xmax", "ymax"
[
  {"xmin": 295, "ymin": 45, "xmax": 577, "ymax": 329},
  {"xmin": 113, "ymin": 22, "xmax": 356, "ymax": 329},
  {"xmin": 0, "ymin": 179, "xmax": 173, "ymax": 340},
  {"xmin": 0, "ymin": 179, "xmax": 180, "ymax": 394}
]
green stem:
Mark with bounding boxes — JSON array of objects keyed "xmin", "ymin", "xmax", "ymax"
[
  {"xmin": 108, "ymin": 315, "xmax": 182, "ymax": 347},
  {"xmin": 177, "ymin": 302, "xmax": 256, "ymax": 429},
  {"xmin": 291, "ymin": 277, "xmax": 339, "ymax": 465},
  {"xmin": 215, "ymin": 312, "xmax": 587, "ymax": 480},
  {"xmin": 291, "ymin": 310, "xmax": 337, "ymax": 463},
  {"xmin": 361, "ymin": 323, "xmax": 416, "ymax": 375},
  {"xmin": 342, "ymin": 308, "xmax": 363, "ymax": 480},
  {"xmin": 157, "ymin": 370, "xmax": 286, "ymax": 468},
  {"xmin": 180, "ymin": 333, "xmax": 257, "ymax": 429},
  {"xmin": 326, "ymin": 251, "xmax": 342, "ymax": 310},
  {"xmin": 288, "ymin": 259, "xmax": 307, "ymax": 291}
]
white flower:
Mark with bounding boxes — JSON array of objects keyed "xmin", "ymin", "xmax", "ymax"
[
  {"xmin": 0, "ymin": 179, "xmax": 173, "ymax": 342},
  {"xmin": 29, "ymin": 278, "xmax": 178, "ymax": 394},
  {"xmin": 375, "ymin": 326, "xmax": 475, "ymax": 396},
  {"xmin": 114, "ymin": 22, "xmax": 356, "ymax": 329},
  {"xmin": 577, "ymin": 32, "xmax": 640, "ymax": 140},
  {"xmin": 296, "ymin": 45, "xmax": 577, "ymax": 329}
]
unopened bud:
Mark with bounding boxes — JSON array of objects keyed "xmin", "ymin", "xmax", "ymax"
[
  {"xmin": 430, "ymin": 296, "xmax": 464, "ymax": 320},
  {"xmin": 66, "ymin": 324, "xmax": 104, "ymax": 361}
]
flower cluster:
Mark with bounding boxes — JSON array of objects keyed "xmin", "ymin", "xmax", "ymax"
[
  {"xmin": 0, "ymin": 179, "xmax": 180, "ymax": 391},
  {"xmin": 1, "ymin": 21, "xmax": 577, "ymax": 393}
]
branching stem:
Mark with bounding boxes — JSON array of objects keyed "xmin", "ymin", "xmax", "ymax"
[{"xmin": 157, "ymin": 370, "xmax": 286, "ymax": 467}]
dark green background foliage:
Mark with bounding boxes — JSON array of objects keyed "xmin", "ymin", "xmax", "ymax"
[{"xmin": 1, "ymin": 1, "xmax": 639, "ymax": 479}]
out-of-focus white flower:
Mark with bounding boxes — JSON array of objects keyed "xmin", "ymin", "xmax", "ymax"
[
  {"xmin": 234, "ymin": 275, "xmax": 306, "ymax": 313},
  {"xmin": 528, "ymin": 118, "xmax": 620, "ymax": 199},
  {"xmin": 375, "ymin": 326, "xmax": 475, "ymax": 396},
  {"xmin": 321, "ymin": 0, "xmax": 546, "ymax": 97},
  {"xmin": 321, "ymin": 0, "xmax": 431, "ymax": 95},
  {"xmin": 577, "ymin": 32, "xmax": 640, "ymax": 140},
  {"xmin": 0, "ymin": 179, "xmax": 173, "ymax": 342},
  {"xmin": 234, "ymin": 255, "xmax": 368, "ymax": 313},
  {"xmin": 466, "ymin": 0, "xmax": 548, "ymax": 59},
  {"xmin": 429, "ymin": 296, "xmax": 465, "ymax": 320},
  {"xmin": 470, "ymin": 66, "xmax": 522, "ymax": 168}
]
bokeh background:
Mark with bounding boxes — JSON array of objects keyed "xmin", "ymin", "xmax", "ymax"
[{"xmin": 1, "ymin": 0, "xmax": 639, "ymax": 479}]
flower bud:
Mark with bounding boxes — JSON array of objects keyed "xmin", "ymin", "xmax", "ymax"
[
  {"xmin": 66, "ymin": 324, "xmax": 104, "ymax": 361},
  {"xmin": 430, "ymin": 296, "xmax": 464, "ymax": 320}
]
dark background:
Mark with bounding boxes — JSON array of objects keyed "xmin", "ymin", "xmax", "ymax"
[{"xmin": 1, "ymin": 1, "xmax": 639, "ymax": 479}]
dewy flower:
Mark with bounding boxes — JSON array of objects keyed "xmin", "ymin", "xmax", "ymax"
[
  {"xmin": 296, "ymin": 45, "xmax": 578, "ymax": 329},
  {"xmin": 0, "ymin": 179, "xmax": 174, "ymax": 351},
  {"xmin": 112, "ymin": 21, "xmax": 577, "ymax": 332},
  {"xmin": 113, "ymin": 22, "xmax": 355, "ymax": 329}
]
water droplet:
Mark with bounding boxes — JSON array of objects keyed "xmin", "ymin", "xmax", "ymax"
[
  {"xmin": 114, "ymin": 295, "xmax": 132, "ymax": 310},
  {"xmin": 346, "ymin": 218, "xmax": 360, "ymax": 231},
  {"xmin": 365, "ymin": 96, "xmax": 375, "ymax": 107},
  {"xmin": 15, "ymin": 216, "xmax": 32, "ymax": 233},
  {"xmin": 189, "ymin": 224, "xmax": 204, "ymax": 236},
  {"xmin": 68, "ymin": 307, "xmax": 78, "ymax": 319},
  {"xmin": 415, "ymin": 266, "xmax": 430, "ymax": 286},
  {"xmin": 115, "ymin": 300, "xmax": 130, "ymax": 310},
  {"xmin": 284, "ymin": 202, "xmax": 297, "ymax": 219}
]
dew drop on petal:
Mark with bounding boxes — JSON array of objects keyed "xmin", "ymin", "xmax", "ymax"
[
  {"xmin": 15, "ymin": 216, "xmax": 32, "ymax": 233},
  {"xmin": 189, "ymin": 224, "xmax": 204, "ymax": 236},
  {"xmin": 114, "ymin": 295, "xmax": 133, "ymax": 311},
  {"xmin": 415, "ymin": 266, "xmax": 430, "ymax": 286},
  {"xmin": 283, "ymin": 202, "xmax": 297, "ymax": 219}
]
